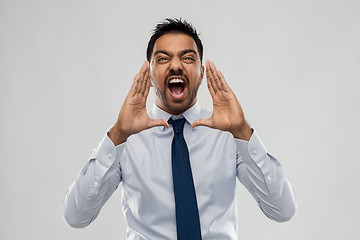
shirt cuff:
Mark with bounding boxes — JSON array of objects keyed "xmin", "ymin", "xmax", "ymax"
[
  {"xmin": 234, "ymin": 129, "xmax": 268, "ymax": 166},
  {"xmin": 92, "ymin": 131, "xmax": 126, "ymax": 169}
]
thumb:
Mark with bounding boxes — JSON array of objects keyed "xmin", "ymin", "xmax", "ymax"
[
  {"xmin": 148, "ymin": 118, "xmax": 169, "ymax": 129},
  {"xmin": 192, "ymin": 118, "xmax": 213, "ymax": 128}
]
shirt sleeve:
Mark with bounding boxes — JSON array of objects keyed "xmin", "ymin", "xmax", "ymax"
[
  {"xmin": 235, "ymin": 129, "xmax": 297, "ymax": 222},
  {"xmin": 63, "ymin": 132, "xmax": 125, "ymax": 228}
]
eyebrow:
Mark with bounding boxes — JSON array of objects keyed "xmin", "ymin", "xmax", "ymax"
[
  {"xmin": 153, "ymin": 49, "xmax": 198, "ymax": 57},
  {"xmin": 181, "ymin": 49, "xmax": 198, "ymax": 56},
  {"xmin": 154, "ymin": 50, "xmax": 170, "ymax": 56}
]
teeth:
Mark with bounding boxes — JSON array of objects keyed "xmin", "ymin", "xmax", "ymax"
[{"xmin": 169, "ymin": 78, "xmax": 184, "ymax": 84}]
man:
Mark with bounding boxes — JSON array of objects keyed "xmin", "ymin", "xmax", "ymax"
[{"xmin": 63, "ymin": 18, "xmax": 296, "ymax": 239}]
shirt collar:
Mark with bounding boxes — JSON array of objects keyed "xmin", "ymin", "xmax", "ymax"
[{"xmin": 151, "ymin": 102, "xmax": 201, "ymax": 131}]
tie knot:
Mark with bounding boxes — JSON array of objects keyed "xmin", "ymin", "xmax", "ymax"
[{"xmin": 168, "ymin": 118, "xmax": 186, "ymax": 134}]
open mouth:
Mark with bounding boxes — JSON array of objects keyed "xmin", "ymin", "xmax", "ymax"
[{"xmin": 168, "ymin": 78, "xmax": 185, "ymax": 97}]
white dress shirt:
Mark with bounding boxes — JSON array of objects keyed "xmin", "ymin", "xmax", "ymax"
[{"xmin": 63, "ymin": 102, "xmax": 296, "ymax": 239}]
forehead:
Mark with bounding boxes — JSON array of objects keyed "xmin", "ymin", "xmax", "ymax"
[{"xmin": 152, "ymin": 33, "xmax": 198, "ymax": 55}]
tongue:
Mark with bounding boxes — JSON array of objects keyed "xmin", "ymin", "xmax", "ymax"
[{"xmin": 170, "ymin": 85, "xmax": 184, "ymax": 95}]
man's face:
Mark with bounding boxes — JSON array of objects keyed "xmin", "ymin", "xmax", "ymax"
[{"xmin": 150, "ymin": 33, "xmax": 204, "ymax": 115}]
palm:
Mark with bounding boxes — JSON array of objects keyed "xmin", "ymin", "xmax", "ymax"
[
  {"xmin": 109, "ymin": 61, "xmax": 168, "ymax": 145},
  {"xmin": 192, "ymin": 61, "xmax": 251, "ymax": 140},
  {"xmin": 210, "ymin": 90, "xmax": 244, "ymax": 133},
  {"xmin": 121, "ymin": 91, "xmax": 150, "ymax": 135}
]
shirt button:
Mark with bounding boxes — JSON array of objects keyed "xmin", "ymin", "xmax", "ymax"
[
  {"xmin": 252, "ymin": 149, "xmax": 257, "ymax": 154},
  {"xmin": 94, "ymin": 182, "xmax": 98, "ymax": 187},
  {"xmin": 108, "ymin": 153, "xmax": 113, "ymax": 159},
  {"xmin": 267, "ymin": 176, "xmax": 272, "ymax": 181}
]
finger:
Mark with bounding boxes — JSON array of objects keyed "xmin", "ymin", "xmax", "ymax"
[
  {"xmin": 217, "ymin": 70, "xmax": 230, "ymax": 92},
  {"xmin": 205, "ymin": 60, "xmax": 216, "ymax": 97},
  {"xmin": 130, "ymin": 72, "xmax": 141, "ymax": 96},
  {"xmin": 139, "ymin": 60, "xmax": 148, "ymax": 75},
  {"xmin": 148, "ymin": 118, "xmax": 169, "ymax": 129},
  {"xmin": 143, "ymin": 77, "xmax": 151, "ymax": 99},
  {"xmin": 137, "ymin": 61, "xmax": 148, "ymax": 94},
  {"xmin": 130, "ymin": 61, "xmax": 147, "ymax": 96},
  {"xmin": 140, "ymin": 67, "xmax": 150, "ymax": 95},
  {"xmin": 192, "ymin": 118, "xmax": 213, "ymax": 128},
  {"xmin": 210, "ymin": 61, "xmax": 222, "ymax": 90},
  {"xmin": 206, "ymin": 60, "xmax": 218, "ymax": 93}
]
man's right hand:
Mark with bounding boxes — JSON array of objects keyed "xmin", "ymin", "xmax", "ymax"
[{"xmin": 108, "ymin": 61, "xmax": 169, "ymax": 146}]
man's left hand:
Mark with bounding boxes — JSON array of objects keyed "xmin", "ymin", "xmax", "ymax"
[{"xmin": 192, "ymin": 60, "xmax": 252, "ymax": 141}]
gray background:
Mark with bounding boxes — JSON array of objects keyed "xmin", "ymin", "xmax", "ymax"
[{"xmin": 1, "ymin": 0, "xmax": 359, "ymax": 239}]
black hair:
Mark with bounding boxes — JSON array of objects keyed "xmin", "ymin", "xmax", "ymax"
[{"xmin": 146, "ymin": 18, "xmax": 203, "ymax": 63}]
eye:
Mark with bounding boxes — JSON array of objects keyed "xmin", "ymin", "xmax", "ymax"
[
  {"xmin": 157, "ymin": 57, "xmax": 168, "ymax": 62},
  {"xmin": 183, "ymin": 56, "xmax": 195, "ymax": 62}
]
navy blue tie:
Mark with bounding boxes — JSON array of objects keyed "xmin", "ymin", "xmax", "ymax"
[{"xmin": 168, "ymin": 118, "xmax": 202, "ymax": 240}]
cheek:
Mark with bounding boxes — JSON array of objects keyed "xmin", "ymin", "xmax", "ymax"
[
  {"xmin": 151, "ymin": 72, "xmax": 165, "ymax": 89},
  {"xmin": 151, "ymin": 65, "xmax": 162, "ymax": 78},
  {"xmin": 151, "ymin": 66, "xmax": 168, "ymax": 84},
  {"xmin": 189, "ymin": 69, "xmax": 202, "ymax": 83}
]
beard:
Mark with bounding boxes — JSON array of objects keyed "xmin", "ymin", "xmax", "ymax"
[{"xmin": 153, "ymin": 76, "xmax": 202, "ymax": 115}]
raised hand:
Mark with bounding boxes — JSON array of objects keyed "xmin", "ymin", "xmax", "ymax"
[
  {"xmin": 108, "ymin": 61, "xmax": 169, "ymax": 145},
  {"xmin": 192, "ymin": 60, "xmax": 252, "ymax": 141}
]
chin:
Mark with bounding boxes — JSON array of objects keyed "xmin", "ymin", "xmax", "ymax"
[
  {"xmin": 167, "ymin": 106, "xmax": 187, "ymax": 115},
  {"xmin": 156, "ymin": 90, "xmax": 195, "ymax": 114},
  {"xmin": 167, "ymin": 101, "xmax": 194, "ymax": 115}
]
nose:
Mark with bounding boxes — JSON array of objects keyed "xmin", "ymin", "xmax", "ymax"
[{"xmin": 169, "ymin": 57, "xmax": 183, "ymax": 74}]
